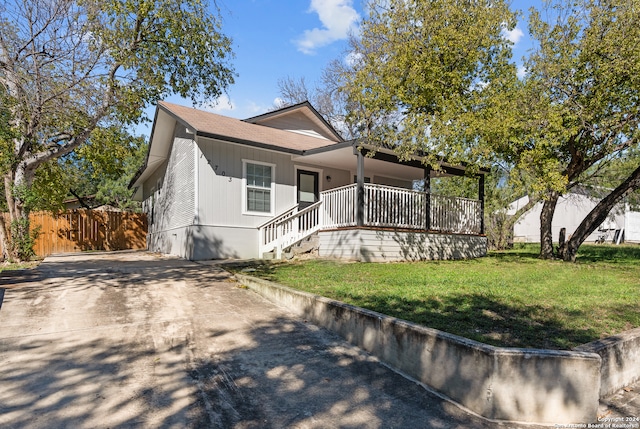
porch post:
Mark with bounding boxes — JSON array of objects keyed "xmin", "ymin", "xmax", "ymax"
[
  {"xmin": 355, "ymin": 146, "xmax": 365, "ymax": 226},
  {"xmin": 479, "ymin": 174, "xmax": 485, "ymax": 234},
  {"xmin": 424, "ymin": 165, "xmax": 431, "ymax": 231}
]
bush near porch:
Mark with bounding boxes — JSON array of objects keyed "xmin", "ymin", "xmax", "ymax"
[{"xmin": 234, "ymin": 244, "xmax": 640, "ymax": 350}]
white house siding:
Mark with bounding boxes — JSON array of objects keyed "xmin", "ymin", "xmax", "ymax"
[
  {"xmin": 510, "ymin": 194, "xmax": 627, "ymax": 243},
  {"xmin": 190, "ymin": 138, "xmax": 356, "ymax": 259},
  {"xmin": 625, "ymin": 209, "xmax": 640, "ymax": 242},
  {"xmin": 319, "ymin": 229, "xmax": 487, "ymax": 261},
  {"xmin": 257, "ymin": 111, "xmax": 332, "ymax": 140},
  {"xmin": 195, "ymin": 137, "xmax": 296, "ymax": 228},
  {"xmin": 143, "ymin": 127, "xmax": 196, "ymax": 259},
  {"xmin": 295, "ymin": 163, "xmax": 353, "ymax": 191}
]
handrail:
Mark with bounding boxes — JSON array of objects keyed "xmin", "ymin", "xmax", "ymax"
[
  {"xmin": 258, "ymin": 200, "xmax": 323, "ymax": 258},
  {"xmin": 258, "ymin": 204, "xmax": 298, "ymax": 229},
  {"xmin": 259, "ymin": 183, "xmax": 482, "ymax": 258}
]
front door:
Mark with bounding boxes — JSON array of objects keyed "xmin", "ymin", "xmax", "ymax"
[{"xmin": 297, "ymin": 169, "xmax": 319, "ymax": 209}]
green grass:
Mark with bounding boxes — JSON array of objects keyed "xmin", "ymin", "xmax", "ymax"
[
  {"xmin": 234, "ymin": 244, "xmax": 640, "ymax": 350},
  {"xmin": 0, "ymin": 261, "xmax": 39, "ymax": 272}
]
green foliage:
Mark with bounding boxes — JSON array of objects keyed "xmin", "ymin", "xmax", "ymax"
[
  {"xmin": 0, "ymin": 0, "xmax": 235, "ymax": 259},
  {"xmin": 0, "ymin": 92, "xmax": 17, "ymax": 175},
  {"xmin": 430, "ymin": 176, "xmax": 477, "ymax": 200},
  {"xmin": 21, "ymin": 163, "xmax": 68, "ymax": 212},
  {"xmin": 84, "ymin": 0, "xmax": 235, "ymax": 121},
  {"xmin": 509, "ymin": 1, "xmax": 640, "ymax": 258},
  {"xmin": 94, "ymin": 138, "xmax": 148, "ymax": 211},
  {"xmin": 586, "ymin": 148, "xmax": 640, "ymax": 209},
  {"xmin": 60, "ymin": 131, "xmax": 147, "ymax": 210},
  {"xmin": 9, "ymin": 218, "xmax": 39, "ymax": 261},
  {"xmin": 515, "ymin": 1, "xmax": 640, "ymax": 195},
  {"xmin": 428, "ymin": 167, "xmax": 524, "ymax": 250},
  {"xmin": 343, "ymin": 0, "xmax": 518, "ymax": 168}
]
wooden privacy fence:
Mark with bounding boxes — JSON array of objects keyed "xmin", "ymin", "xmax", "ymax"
[{"xmin": 3, "ymin": 210, "xmax": 148, "ymax": 257}]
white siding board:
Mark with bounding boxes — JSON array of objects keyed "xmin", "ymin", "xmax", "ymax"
[
  {"xmin": 512, "ymin": 193, "xmax": 630, "ymax": 243},
  {"xmin": 319, "ymin": 229, "xmax": 487, "ymax": 261},
  {"xmin": 373, "ymin": 175, "xmax": 413, "ymax": 189},
  {"xmin": 196, "ymin": 137, "xmax": 298, "ymax": 227},
  {"xmin": 259, "ymin": 111, "xmax": 332, "ymax": 140},
  {"xmin": 142, "ymin": 127, "xmax": 195, "ymax": 234},
  {"xmin": 625, "ymin": 210, "xmax": 640, "ymax": 242}
]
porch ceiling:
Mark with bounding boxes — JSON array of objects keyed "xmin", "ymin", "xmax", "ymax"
[
  {"xmin": 293, "ymin": 146, "xmax": 425, "ymax": 181},
  {"xmin": 294, "ymin": 145, "xmax": 463, "ymax": 181}
]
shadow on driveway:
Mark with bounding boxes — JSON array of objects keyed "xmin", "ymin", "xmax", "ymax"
[{"xmin": 0, "ymin": 251, "xmax": 549, "ymax": 428}]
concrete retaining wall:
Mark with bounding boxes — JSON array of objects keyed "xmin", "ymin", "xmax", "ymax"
[
  {"xmin": 236, "ymin": 274, "xmax": 601, "ymax": 425},
  {"xmin": 576, "ymin": 327, "xmax": 640, "ymax": 398},
  {"xmin": 318, "ymin": 229, "xmax": 487, "ymax": 262}
]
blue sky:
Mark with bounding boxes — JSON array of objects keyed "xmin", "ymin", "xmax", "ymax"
[{"xmin": 148, "ymin": 0, "xmax": 543, "ymax": 135}]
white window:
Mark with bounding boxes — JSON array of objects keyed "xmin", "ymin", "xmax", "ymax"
[{"xmin": 243, "ymin": 160, "xmax": 275, "ymax": 215}]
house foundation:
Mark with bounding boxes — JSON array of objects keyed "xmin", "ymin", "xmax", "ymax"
[{"xmin": 318, "ymin": 228, "xmax": 487, "ymax": 262}]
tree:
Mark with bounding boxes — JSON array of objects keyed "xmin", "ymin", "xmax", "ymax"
[
  {"xmin": 0, "ymin": 0, "xmax": 235, "ymax": 260},
  {"xmin": 274, "ymin": 76, "xmax": 314, "ymax": 109},
  {"xmin": 94, "ymin": 138, "xmax": 148, "ymax": 211},
  {"xmin": 274, "ymin": 57, "xmax": 362, "ymax": 141},
  {"xmin": 334, "ymin": 0, "xmax": 535, "ymax": 248},
  {"xmin": 517, "ymin": 0, "xmax": 640, "ymax": 261},
  {"xmin": 341, "ymin": 0, "xmax": 518, "ymax": 169}
]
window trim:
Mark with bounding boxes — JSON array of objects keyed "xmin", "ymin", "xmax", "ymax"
[{"xmin": 242, "ymin": 159, "xmax": 276, "ymax": 216}]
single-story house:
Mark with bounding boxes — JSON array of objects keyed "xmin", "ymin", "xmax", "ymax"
[
  {"xmin": 508, "ymin": 192, "xmax": 640, "ymax": 244},
  {"xmin": 130, "ymin": 101, "xmax": 488, "ymax": 261}
]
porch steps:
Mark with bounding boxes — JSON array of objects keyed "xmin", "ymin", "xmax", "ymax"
[{"xmin": 262, "ymin": 233, "xmax": 319, "ymax": 260}]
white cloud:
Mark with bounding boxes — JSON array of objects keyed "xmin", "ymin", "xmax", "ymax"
[
  {"xmin": 202, "ymin": 94, "xmax": 236, "ymax": 113},
  {"xmin": 344, "ymin": 51, "xmax": 363, "ymax": 67},
  {"xmin": 517, "ymin": 65, "xmax": 527, "ymax": 79},
  {"xmin": 502, "ymin": 25, "xmax": 524, "ymax": 45},
  {"xmin": 295, "ymin": 0, "xmax": 360, "ymax": 55}
]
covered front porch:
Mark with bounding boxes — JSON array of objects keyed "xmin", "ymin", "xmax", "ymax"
[{"xmin": 259, "ymin": 143, "xmax": 488, "ymax": 261}]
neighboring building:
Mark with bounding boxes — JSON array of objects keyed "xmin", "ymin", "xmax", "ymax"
[
  {"xmin": 508, "ymin": 192, "xmax": 640, "ymax": 244},
  {"xmin": 63, "ymin": 195, "xmax": 98, "ymax": 210},
  {"xmin": 130, "ymin": 101, "xmax": 488, "ymax": 261}
]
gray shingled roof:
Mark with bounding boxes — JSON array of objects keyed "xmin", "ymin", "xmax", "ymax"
[{"xmin": 159, "ymin": 101, "xmax": 340, "ymax": 153}]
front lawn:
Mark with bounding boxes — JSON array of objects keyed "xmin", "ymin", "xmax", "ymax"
[{"xmin": 235, "ymin": 244, "xmax": 640, "ymax": 350}]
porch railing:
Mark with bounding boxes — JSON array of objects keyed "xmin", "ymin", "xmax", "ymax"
[
  {"xmin": 430, "ymin": 193, "xmax": 482, "ymax": 234},
  {"xmin": 364, "ymin": 184, "xmax": 427, "ymax": 229},
  {"xmin": 259, "ymin": 183, "xmax": 482, "ymax": 258},
  {"xmin": 259, "ymin": 201, "xmax": 323, "ymax": 258},
  {"xmin": 322, "ymin": 184, "xmax": 358, "ymax": 229},
  {"xmin": 322, "ymin": 183, "xmax": 482, "ymax": 234}
]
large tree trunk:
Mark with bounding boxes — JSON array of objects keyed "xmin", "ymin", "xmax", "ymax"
[
  {"xmin": 559, "ymin": 164, "xmax": 640, "ymax": 262},
  {"xmin": 2, "ymin": 167, "xmax": 33, "ymax": 262},
  {"xmin": 540, "ymin": 191, "xmax": 560, "ymax": 259}
]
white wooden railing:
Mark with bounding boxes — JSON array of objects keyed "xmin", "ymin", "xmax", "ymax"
[
  {"xmin": 364, "ymin": 184, "xmax": 427, "ymax": 229},
  {"xmin": 259, "ymin": 201, "xmax": 323, "ymax": 258},
  {"xmin": 258, "ymin": 183, "xmax": 482, "ymax": 258},
  {"xmin": 321, "ymin": 184, "xmax": 358, "ymax": 229},
  {"xmin": 431, "ymin": 194, "xmax": 482, "ymax": 234},
  {"xmin": 258, "ymin": 204, "xmax": 298, "ymax": 253}
]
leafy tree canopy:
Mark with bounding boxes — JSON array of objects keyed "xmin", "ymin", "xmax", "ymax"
[
  {"xmin": 0, "ymin": 0, "xmax": 235, "ymax": 260},
  {"xmin": 512, "ymin": 0, "xmax": 640, "ymax": 259},
  {"xmin": 343, "ymin": 0, "xmax": 518, "ymax": 170}
]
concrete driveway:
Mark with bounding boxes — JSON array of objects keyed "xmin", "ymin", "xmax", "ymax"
[{"xmin": 0, "ymin": 251, "xmax": 549, "ymax": 428}]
